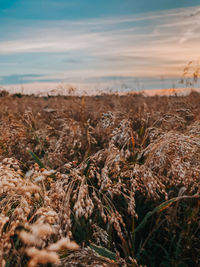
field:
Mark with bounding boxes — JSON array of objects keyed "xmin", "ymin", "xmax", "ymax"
[{"xmin": 0, "ymin": 90, "xmax": 199, "ymax": 266}]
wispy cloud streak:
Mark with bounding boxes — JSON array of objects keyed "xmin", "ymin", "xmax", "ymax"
[{"xmin": 0, "ymin": 5, "xmax": 200, "ymax": 88}]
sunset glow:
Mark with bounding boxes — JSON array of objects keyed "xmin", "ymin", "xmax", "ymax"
[{"xmin": 0, "ymin": 1, "xmax": 200, "ymax": 92}]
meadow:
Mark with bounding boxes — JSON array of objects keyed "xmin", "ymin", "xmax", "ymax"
[{"xmin": 0, "ymin": 90, "xmax": 199, "ymax": 266}]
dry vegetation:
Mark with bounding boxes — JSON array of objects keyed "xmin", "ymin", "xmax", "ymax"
[{"xmin": 0, "ymin": 90, "xmax": 199, "ymax": 266}]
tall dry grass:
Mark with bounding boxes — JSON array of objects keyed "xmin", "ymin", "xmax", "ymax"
[{"xmin": 0, "ymin": 91, "xmax": 199, "ymax": 266}]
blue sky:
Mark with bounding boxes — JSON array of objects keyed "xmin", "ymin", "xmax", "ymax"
[{"xmin": 0, "ymin": 0, "xmax": 200, "ymax": 92}]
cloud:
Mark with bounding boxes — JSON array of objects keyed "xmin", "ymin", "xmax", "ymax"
[
  {"xmin": 0, "ymin": 5, "xmax": 200, "ymax": 87},
  {"xmin": 0, "ymin": 74, "xmax": 45, "ymax": 85}
]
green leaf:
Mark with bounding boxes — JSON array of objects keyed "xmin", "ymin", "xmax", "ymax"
[
  {"xmin": 28, "ymin": 150, "xmax": 45, "ymax": 168},
  {"xmin": 139, "ymin": 125, "xmax": 145, "ymax": 137},
  {"xmin": 135, "ymin": 194, "xmax": 199, "ymax": 233},
  {"xmin": 89, "ymin": 244, "xmax": 116, "ymax": 261}
]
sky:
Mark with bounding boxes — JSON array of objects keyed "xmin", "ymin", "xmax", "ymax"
[{"xmin": 0, "ymin": 0, "xmax": 200, "ymax": 93}]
